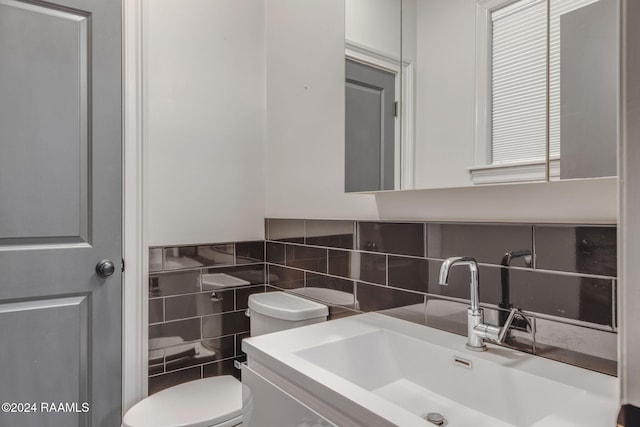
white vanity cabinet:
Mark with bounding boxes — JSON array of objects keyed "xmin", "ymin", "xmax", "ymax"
[{"xmin": 241, "ymin": 364, "xmax": 337, "ymax": 427}]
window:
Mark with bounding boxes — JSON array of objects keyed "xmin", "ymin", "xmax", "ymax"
[{"xmin": 472, "ymin": 0, "xmax": 602, "ymax": 184}]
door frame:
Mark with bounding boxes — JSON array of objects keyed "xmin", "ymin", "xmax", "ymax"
[
  {"xmin": 619, "ymin": 0, "xmax": 640, "ymax": 408},
  {"xmin": 122, "ymin": 0, "xmax": 147, "ymax": 414}
]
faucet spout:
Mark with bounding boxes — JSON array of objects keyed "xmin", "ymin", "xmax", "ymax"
[{"xmin": 438, "ymin": 256, "xmax": 480, "ymax": 312}]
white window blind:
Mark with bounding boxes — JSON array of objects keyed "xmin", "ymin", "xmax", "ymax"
[
  {"xmin": 490, "ymin": 0, "xmax": 603, "ymax": 165},
  {"xmin": 548, "ymin": 0, "xmax": 602, "ymax": 158},
  {"xmin": 491, "ymin": 0, "xmax": 547, "ymax": 165}
]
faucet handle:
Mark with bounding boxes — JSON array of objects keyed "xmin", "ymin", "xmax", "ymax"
[
  {"xmin": 473, "ymin": 308, "xmax": 523, "ymax": 345},
  {"xmin": 497, "ymin": 308, "xmax": 519, "ymax": 343}
]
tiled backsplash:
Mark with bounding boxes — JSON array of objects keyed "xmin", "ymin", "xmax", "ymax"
[
  {"xmin": 265, "ymin": 219, "xmax": 618, "ymax": 375},
  {"xmin": 147, "ymin": 241, "xmax": 265, "ymax": 395},
  {"xmin": 146, "ymin": 219, "xmax": 617, "ymax": 394}
]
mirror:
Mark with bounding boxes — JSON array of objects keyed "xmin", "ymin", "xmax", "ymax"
[{"xmin": 345, "ymin": 0, "xmax": 619, "ymax": 192}]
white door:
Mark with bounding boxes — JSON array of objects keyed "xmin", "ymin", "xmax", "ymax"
[{"xmin": 0, "ymin": 0, "xmax": 122, "ymax": 425}]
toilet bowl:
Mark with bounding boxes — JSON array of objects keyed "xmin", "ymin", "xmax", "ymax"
[
  {"xmin": 123, "ymin": 291, "xmax": 329, "ymax": 427},
  {"xmin": 123, "ymin": 376, "xmax": 242, "ymax": 427}
]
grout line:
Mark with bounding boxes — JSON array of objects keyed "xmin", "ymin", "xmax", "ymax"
[
  {"xmin": 385, "ymin": 254, "xmax": 389, "ymax": 286},
  {"xmin": 326, "ymin": 248, "xmax": 329, "ymax": 274},
  {"xmin": 532, "ymin": 225, "xmax": 537, "ymax": 270},
  {"xmin": 612, "ymin": 278, "xmax": 618, "ymax": 332},
  {"xmin": 423, "ymin": 222, "xmax": 428, "ymax": 258}
]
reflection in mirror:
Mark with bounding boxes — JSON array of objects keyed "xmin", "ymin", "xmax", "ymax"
[
  {"xmin": 344, "ymin": 0, "xmax": 407, "ymax": 192},
  {"xmin": 554, "ymin": 0, "xmax": 618, "ymax": 180},
  {"xmin": 345, "ymin": 0, "xmax": 618, "ymax": 192},
  {"xmin": 473, "ymin": 0, "xmax": 618, "ymax": 184}
]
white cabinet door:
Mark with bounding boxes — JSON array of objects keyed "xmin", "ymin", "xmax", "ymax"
[{"xmin": 242, "ymin": 365, "xmax": 337, "ymax": 427}]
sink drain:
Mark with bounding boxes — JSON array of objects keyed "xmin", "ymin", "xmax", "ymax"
[{"xmin": 424, "ymin": 412, "xmax": 446, "ymax": 426}]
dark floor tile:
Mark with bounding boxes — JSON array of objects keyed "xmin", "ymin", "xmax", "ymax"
[
  {"xmin": 148, "ymin": 366, "xmax": 201, "ymax": 395},
  {"xmin": 305, "ymin": 220, "xmax": 355, "ymax": 249},
  {"xmin": 266, "ymin": 219, "xmax": 304, "ymax": 243},
  {"xmin": 149, "ymin": 318, "xmax": 201, "ymax": 349},
  {"xmin": 149, "ymin": 298, "xmax": 164, "ymax": 324},
  {"xmin": 267, "ymin": 264, "xmax": 304, "ymax": 289},
  {"xmin": 359, "ymin": 222, "xmax": 424, "ymax": 256},
  {"xmin": 235, "ymin": 241, "xmax": 265, "ymax": 264},
  {"xmin": 202, "ymin": 311, "xmax": 250, "ymax": 339},
  {"xmin": 285, "ymin": 245, "xmax": 327, "ymax": 273},
  {"xmin": 427, "ymin": 223, "xmax": 533, "ymax": 267},
  {"xmin": 388, "ymin": 256, "xmax": 430, "ymax": 293},
  {"xmin": 266, "ymin": 242, "xmax": 286, "ymax": 264},
  {"xmin": 356, "ymin": 282, "xmax": 423, "ymax": 312},
  {"xmin": 164, "ymin": 290, "xmax": 235, "ymax": 321},
  {"xmin": 149, "ymin": 270, "xmax": 200, "ymax": 298},
  {"xmin": 535, "ymin": 225, "xmax": 616, "ymax": 276}
]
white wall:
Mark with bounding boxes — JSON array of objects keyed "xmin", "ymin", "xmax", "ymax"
[
  {"xmin": 145, "ymin": 0, "xmax": 266, "ymax": 246},
  {"xmin": 265, "ymin": 0, "xmax": 380, "ymax": 219},
  {"xmin": 412, "ymin": 0, "xmax": 476, "ymax": 188},
  {"xmin": 345, "ymin": 0, "xmax": 401, "ymax": 57},
  {"xmin": 264, "ymin": 0, "xmax": 617, "ymax": 223}
]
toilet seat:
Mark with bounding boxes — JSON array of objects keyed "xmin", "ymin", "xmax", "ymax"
[{"xmin": 123, "ymin": 376, "xmax": 242, "ymax": 427}]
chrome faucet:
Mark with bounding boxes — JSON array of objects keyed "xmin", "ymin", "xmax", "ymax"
[{"xmin": 438, "ymin": 256, "xmax": 520, "ymax": 351}]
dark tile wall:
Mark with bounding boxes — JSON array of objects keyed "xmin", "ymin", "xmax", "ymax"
[
  {"xmin": 148, "ymin": 241, "xmax": 265, "ymax": 395},
  {"xmin": 264, "ymin": 219, "xmax": 618, "ymax": 376}
]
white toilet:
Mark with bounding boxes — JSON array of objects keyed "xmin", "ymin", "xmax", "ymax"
[{"xmin": 123, "ymin": 291, "xmax": 329, "ymax": 427}]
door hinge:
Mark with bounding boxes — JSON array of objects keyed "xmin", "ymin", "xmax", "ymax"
[
  {"xmin": 394, "ymin": 101, "xmax": 399, "ymax": 117},
  {"xmin": 121, "ymin": 258, "xmax": 125, "ymax": 273}
]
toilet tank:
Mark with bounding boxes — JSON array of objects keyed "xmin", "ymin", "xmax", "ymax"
[{"xmin": 248, "ymin": 292, "xmax": 328, "ymax": 336}]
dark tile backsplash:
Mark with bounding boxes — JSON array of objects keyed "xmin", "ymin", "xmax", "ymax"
[
  {"xmin": 147, "ymin": 240, "xmax": 265, "ymax": 394},
  {"xmin": 427, "ymin": 223, "xmax": 533, "ymax": 267},
  {"xmin": 356, "ymin": 282, "xmax": 424, "ymax": 312},
  {"xmin": 147, "ymin": 221, "xmax": 618, "ymax": 393},
  {"xmin": 267, "ymin": 264, "xmax": 304, "ymax": 289},
  {"xmin": 305, "ymin": 220, "xmax": 355, "ymax": 249},
  {"xmin": 235, "ymin": 241, "xmax": 265, "ymax": 264},
  {"xmin": 149, "ymin": 298, "xmax": 164, "ymax": 324},
  {"xmin": 264, "ymin": 219, "xmax": 618, "ymax": 376},
  {"xmin": 359, "ymin": 221, "xmax": 424, "ymax": 256},
  {"xmin": 149, "ymin": 270, "xmax": 200, "ymax": 298},
  {"xmin": 534, "ymin": 225, "xmax": 617, "ymax": 276},
  {"xmin": 164, "ymin": 290, "xmax": 235, "ymax": 321},
  {"xmin": 285, "ymin": 245, "xmax": 327, "ymax": 273},
  {"xmin": 266, "ymin": 218, "xmax": 304, "ymax": 243},
  {"xmin": 149, "ymin": 318, "xmax": 201, "ymax": 348}
]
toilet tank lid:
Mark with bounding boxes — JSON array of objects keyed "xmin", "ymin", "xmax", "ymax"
[
  {"xmin": 248, "ymin": 291, "xmax": 328, "ymax": 321},
  {"xmin": 123, "ymin": 376, "xmax": 242, "ymax": 427},
  {"xmin": 290, "ymin": 287, "xmax": 357, "ymax": 307}
]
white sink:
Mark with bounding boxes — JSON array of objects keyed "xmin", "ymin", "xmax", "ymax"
[{"xmin": 243, "ymin": 312, "xmax": 618, "ymax": 427}]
